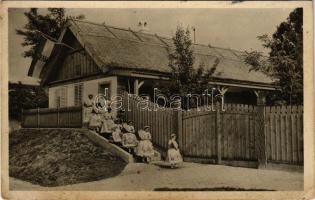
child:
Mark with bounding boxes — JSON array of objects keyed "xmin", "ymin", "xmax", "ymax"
[
  {"xmin": 122, "ymin": 130, "xmax": 138, "ymax": 154},
  {"xmin": 100, "ymin": 107, "xmax": 116, "ymax": 134},
  {"xmin": 136, "ymin": 126, "xmax": 155, "ymax": 163},
  {"xmin": 122, "ymin": 120, "xmax": 135, "ymax": 134},
  {"xmin": 112, "ymin": 125, "xmax": 123, "ymax": 144},
  {"xmin": 89, "ymin": 109, "xmax": 102, "ymax": 132},
  {"xmin": 167, "ymin": 133, "xmax": 183, "ymax": 168}
]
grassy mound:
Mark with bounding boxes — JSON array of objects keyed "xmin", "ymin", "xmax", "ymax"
[{"xmin": 9, "ymin": 129, "xmax": 127, "ymax": 187}]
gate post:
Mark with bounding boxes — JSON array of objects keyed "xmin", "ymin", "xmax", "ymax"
[
  {"xmin": 254, "ymin": 90, "xmax": 267, "ymax": 168},
  {"xmin": 176, "ymin": 110, "xmax": 183, "ymax": 153},
  {"xmin": 216, "ymin": 101, "xmax": 222, "ymax": 164}
]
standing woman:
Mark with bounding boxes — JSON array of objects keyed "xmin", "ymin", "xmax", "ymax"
[
  {"xmin": 83, "ymin": 94, "xmax": 94, "ymax": 127},
  {"xmin": 167, "ymin": 134, "xmax": 183, "ymax": 168}
]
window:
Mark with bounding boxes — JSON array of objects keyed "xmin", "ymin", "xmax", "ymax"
[
  {"xmin": 74, "ymin": 84, "xmax": 83, "ymax": 106},
  {"xmin": 98, "ymin": 83, "xmax": 111, "ymax": 100}
]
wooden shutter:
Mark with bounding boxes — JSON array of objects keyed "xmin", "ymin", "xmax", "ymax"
[
  {"xmin": 55, "ymin": 89, "xmax": 61, "ymax": 107},
  {"xmin": 74, "ymin": 84, "xmax": 83, "ymax": 106},
  {"xmin": 60, "ymin": 86, "xmax": 67, "ymax": 107}
]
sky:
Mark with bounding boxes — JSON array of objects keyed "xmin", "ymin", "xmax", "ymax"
[{"xmin": 8, "ymin": 8, "xmax": 294, "ymax": 85}]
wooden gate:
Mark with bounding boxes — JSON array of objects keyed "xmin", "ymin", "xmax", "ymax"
[
  {"xmin": 219, "ymin": 104, "xmax": 258, "ymax": 163},
  {"xmin": 180, "ymin": 104, "xmax": 258, "ymax": 166},
  {"xmin": 181, "ymin": 107, "xmax": 217, "ymax": 160}
]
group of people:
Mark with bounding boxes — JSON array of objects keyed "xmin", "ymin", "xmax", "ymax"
[{"xmin": 83, "ymin": 94, "xmax": 183, "ymax": 167}]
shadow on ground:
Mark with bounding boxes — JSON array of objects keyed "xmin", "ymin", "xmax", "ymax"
[{"xmin": 154, "ymin": 187, "xmax": 275, "ymax": 191}]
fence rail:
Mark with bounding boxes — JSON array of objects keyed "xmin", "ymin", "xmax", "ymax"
[{"xmin": 21, "ymin": 106, "xmax": 83, "ymax": 128}]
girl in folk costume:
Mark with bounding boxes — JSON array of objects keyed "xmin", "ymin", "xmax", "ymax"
[
  {"xmin": 89, "ymin": 108, "xmax": 102, "ymax": 132},
  {"xmin": 100, "ymin": 107, "xmax": 116, "ymax": 135},
  {"xmin": 121, "ymin": 121, "xmax": 138, "ymax": 153},
  {"xmin": 136, "ymin": 126, "xmax": 155, "ymax": 163},
  {"xmin": 83, "ymin": 94, "xmax": 94, "ymax": 127},
  {"xmin": 112, "ymin": 119, "xmax": 123, "ymax": 144},
  {"xmin": 122, "ymin": 120, "xmax": 135, "ymax": 134},
  {"xmin": 167, "ymin": 134, "xmax": 183, "ymax": 168}
]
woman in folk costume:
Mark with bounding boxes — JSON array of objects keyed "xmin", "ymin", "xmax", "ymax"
[
  {"xmin": 89, "ymin": 108, "xmax": 102, "ymax": 132},
  {"xmin": 100, "ymin": 107, "xmax": 116, "ymax": 135},
  {"xmin": 136, "ymin": 126, "xmax": 155, "ymax": 163},
  {"xmin": 121, "ymin": 121, "xmax": 138, "ymax": 153},
  {"xmin": 111, "ymin": 119, "xmax": 123, "ymax": 144},
  {"xmin": 122, "ymin": 120, "xmax": 135, "ymax": 134},
  {"xmin": 167, "ymin": 134, "xmax": 183, "ymax": 168},
  {"xmin": 83, "ymin": 94, "xmax": 94, "ymax": 127}
]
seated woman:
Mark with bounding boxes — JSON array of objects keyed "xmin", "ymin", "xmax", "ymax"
[
  {"xmin": 112, "ymin": 124, "xmax": 123, "ymax": 144},
  {"xmin": 122, "ymin": 120, "xmax": 135, "ymax": 134},
  {"xmin": 167, "ymin": 134, "xmax": 183, "ymax": 168},
  {"xmin": 89, "ymin": 109, "xmax": 102, "ymax": 132},
  {"xmin": 120, "ymin": 120, "xmax": 138, "ymax": 153},
  {"xmin": 136, "ymin": 126, "xmax": 155, "ymax": 163},
  {"xmin": 121, "ymin": 131, "xmax": 138, "ymax": 154},
  {"xmin": 100, "ymin": 107, "xmax": 116, "ymax": 137}
]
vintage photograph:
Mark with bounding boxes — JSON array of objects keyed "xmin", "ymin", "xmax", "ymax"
[{"xmin": 6, "ymin": 5, "xmax": 308, "ymax": 193}]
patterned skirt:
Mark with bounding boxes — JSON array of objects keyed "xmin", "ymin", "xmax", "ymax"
[
  {"xmin": 167, "ymin": 148, "xmax": 183, "ymax": 164},
  {"xmin": 100, "ymin": 119, "xmax": 115, "ymax": 133},
  {"xmin": 136, "ymin": 140, "xmax": 155, "ymax": 157},
  {"xmin": 89, "ymin": 114, "xmax": 101, "ymax": 128},
  {"xmin": 122, "ymin": 134, "xmax": 138, "ymax": 148},
  {"xmin": 112, "ymin": 131, "xmax": 122, "ymax": 143}
]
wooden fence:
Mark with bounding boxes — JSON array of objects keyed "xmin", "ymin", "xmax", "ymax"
[
  {"xmin": 265, "ymin": 106, "xmax": 303, "ymax": 165},
  {"xmin": 124, "ymin": 94, "xmax": 304, "ymax": 166},
  {"xmin": 21, "ymin": 106, "xmax": 83, "ymax": 128},
  {"xmin": 20, "ymin": 94, "xmax": 303, "ymax": 166}
]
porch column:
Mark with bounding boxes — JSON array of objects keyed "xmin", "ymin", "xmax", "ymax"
[
  {"xmin": 133, "ymin": 79, "xmax": 144, "ymax": 95},
  {"xmin": 215, "ymin": 86, "xmax": 228, "ymax": 164},
  {"xmin": 216, "ymin": 86, "xmax": 228, "ymax": 111},
  {"xmin": 254, "ymin": 90, "xmax": 267, "ymax": 168}
]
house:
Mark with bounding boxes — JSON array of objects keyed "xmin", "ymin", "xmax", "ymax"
[{"xmin": 28, "ymin": 19, "xmax": 276, "ymax": 110}]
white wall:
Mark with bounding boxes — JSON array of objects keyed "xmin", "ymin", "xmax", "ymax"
[{"xmin": 48, "ymin": 76, "xmax": 118, "ymax": 111}]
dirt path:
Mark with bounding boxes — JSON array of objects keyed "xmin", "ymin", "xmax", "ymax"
[{"xmin": 10, "ymin": 162, "xmax": 303, "ymax": 191}]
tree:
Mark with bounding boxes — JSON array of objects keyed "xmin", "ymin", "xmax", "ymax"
[
  {"xmin": 157, "ymin": 26, "xmax": 217, "ymax": 109},
  {"xmin": 244, "ymin": 8, "xmax": 303, "ymax": 105},
  {"xmin": 16, "ymin": 8, "xmax": 84, "ymax": 59},
  {"xmin": 9, "ymin": 83, "xmax": 48, "ymax": 120}
]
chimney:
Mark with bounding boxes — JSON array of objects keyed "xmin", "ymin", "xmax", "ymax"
[{"xmin": 192, "ymin": 26, "xmax": 196, "ymax": 44}]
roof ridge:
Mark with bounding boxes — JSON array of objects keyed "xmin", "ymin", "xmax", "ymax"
[
  {"xmin": 71, "ymin": 18, "xmax": 135, "ymax": 33},
  {"xmin": 70, "ymin": 19, "xmax": 263, "ymax": 62},
  {"xmin": 71, "ymin": 19, "xmax": 247, "ymax": 53}
]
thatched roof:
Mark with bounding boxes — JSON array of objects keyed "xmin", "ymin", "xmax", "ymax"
[
  {"xmin": 68, "ymin": 19, "xmax": 274, "ymax": 85},
  {"xmin": 29, "ymin": 19, "xmax": 275, "ymax": 87}
]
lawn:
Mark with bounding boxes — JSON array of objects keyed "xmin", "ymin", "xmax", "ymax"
[{"xmin": 9, "ymin": 129, "xmax": 127, "ymax": 187}]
